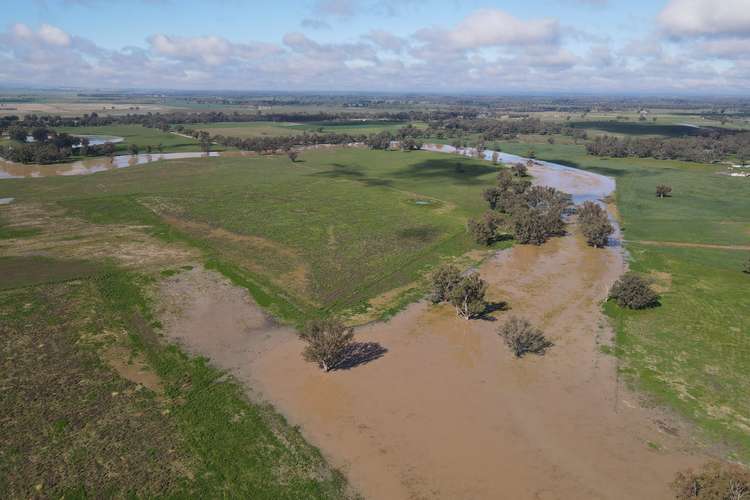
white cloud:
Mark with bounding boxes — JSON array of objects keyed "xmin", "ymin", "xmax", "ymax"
[
  {"xmin": 148, "ymin": 34, "xmax": 281, "ymax": 65},
  {"xmin": 659, "ymin": 0, "xmax": 750, "ymax": 38},
  {"xmin": 416, "ymin": 9, "xmax": 560, "ymax": 50}
]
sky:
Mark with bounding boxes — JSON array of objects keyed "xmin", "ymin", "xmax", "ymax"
[{"xmin": 1, "ymin": 0, "xmax": 749, "ymax": 94}]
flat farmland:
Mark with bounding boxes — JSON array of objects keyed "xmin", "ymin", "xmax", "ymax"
[
  {"xmin": 1, "ymin": 148, "xmax": 502, "ymax": 323},
  {"xmin": 194, "ymin": 120, "xmax": 423, "ymax": 138}
]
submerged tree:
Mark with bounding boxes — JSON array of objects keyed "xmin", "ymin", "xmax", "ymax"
[
  {"xmin": 578, "ymin": 201, "xmax": 614, "ymax": 248},
  {"xmin": 429, "ymin": 264, "xmax": 462, "ymax": 304},
  {"xmin": 468, "ymin": 211, "xmax": 509, "ymax": 246},
  {"xmin": 298, "ymin": 318, "xmax": 355, "ymax": 372},
  {"xmin": 498, "ymin": 316, "xmax": 552, "ymax": 358},
  {"xmin": 448, "ymin": 273, "xmax": 488, "ymax": 320}
]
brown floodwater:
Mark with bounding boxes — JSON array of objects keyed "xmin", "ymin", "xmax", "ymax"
[
  {"xmin": 157, "ymin": 156, "xmax": 708, "ymax": 499},
  {"xmin": 0, "ymin": 152, "xmax": 220, "ymax": 179}
]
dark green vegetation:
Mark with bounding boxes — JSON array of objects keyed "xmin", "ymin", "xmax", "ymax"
[
  {"xmin": 496, "ymin": 139, "xmax": 750, "ymax": 462},
  {"xmin": 1, "ymin": 149, "xmax": 505, "ymax": 324},
  {"xmin": 0, "ymin": 261, "xmax": 349, "ymax": 498},
  {"xmin": 608, "ymin": 272, "xmax": 660, "ymax": 310}
]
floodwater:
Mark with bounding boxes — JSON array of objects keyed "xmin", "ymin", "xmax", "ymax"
[
  {"xmin": 160, "ymin": 151, "xmax": 707, "ymax": 499},
  {"xmin": 0, "ymin": 197, "xmax": 13, "ymax": 204},
  {"xmin": 72, "ymin": 134, "xmax": 125, "ymax": 146},
  {"xmin": 0, "ymin": 152, "xmax": 220, "ymax": 179}
]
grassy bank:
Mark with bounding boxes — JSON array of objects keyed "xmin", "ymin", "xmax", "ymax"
[{"xmin": 56, "ymin": 124, "xmax": 204, "ymax": 154}]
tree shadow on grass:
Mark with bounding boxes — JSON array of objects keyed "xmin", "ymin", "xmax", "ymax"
[
  {"xmin": 392, "ymin": 158, "xmax": 498, "ymax": 185},
  {"xmin": 335, "ymin": 342, "xmax": 388, "ymax": 370},
  {"xmin": 312, "ymin": 163, "xmax": 394, "ymax": 187}
]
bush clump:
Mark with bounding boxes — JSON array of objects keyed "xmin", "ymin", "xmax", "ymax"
[
  {"xmin": 498, "ymin": 316, "xmax": 552, "ymax": 357},
  {"xmin": 609, "ymin": 272, "xmax": 660, "ymax": 309},
  {"xmin": 298, "ymin": 318, "xmax": 355, "ymax": 372},
  {"xmin": 743, "ymin": 256, "xmax": 750, "ymax": 274},
  {"xmin": 672, "ymin": 462, "xmax": 750, "ymax": 500}
]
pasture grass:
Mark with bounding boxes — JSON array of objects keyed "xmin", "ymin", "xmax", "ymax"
[
  {"xmin": 1, "ymin": 148, "xmax": 503, "ymax": 323},
  {"xmin": 0, "ymin": 264, "xmax": 350, "ymax": 498}
]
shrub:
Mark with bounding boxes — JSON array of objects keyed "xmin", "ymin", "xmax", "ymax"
[
  {"xmin": 298, "ymin": 318, "xmax": 355, "ymax": 372},
  {"xmin": 743, "ymin": 257, "xmax": 750, "ymax": 274},
  {"xmin": 672, "ymin": 462, "xmax": 750, "ymax": 500},
  {"xmin": 609, "ymin": 272, "xmax": 660, "ymax": 309},
  {"xmin": 482, "ymin": 186, "xmax": 503, "ymax": 210},
  {"xmin": 448, "ymin": 273, "xmax": 488, "ymax": 320},
  {"xmin": 498, "ymin": 316, "xmax": 552, "ymax": 357},
  {"xmin": 429, "ymin": 264, "xmax": 462, "ymax": 304},
  {"xmin": 656, "ymin": 184, "xmax": 673, "ymax": 198}
]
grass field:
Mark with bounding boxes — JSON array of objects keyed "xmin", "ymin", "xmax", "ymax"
[
  {"xmin": 0, "ymin": 259, "xmax": 349, "ymax": 498},
  {"xmin": 0, "ymin": 148, "xmax": 502, "ymax": 323},
  {"xmin": 194, "ymin": 120, "xmax": 422, "ymax": 138},
  {"xmin": 495, "ymin": 139, "xmax": 750, "ymax": 461},
  {"xmin": 55, "ymin": 125, "xmax": 203, "ymax": 153}
]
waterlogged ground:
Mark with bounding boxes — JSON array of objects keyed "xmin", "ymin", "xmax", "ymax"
[
  {"xmin": 0, "ymin": 152, "xmax": 219, "ymax": 178},
  {"xmin": 159, "ymin": 154, "xmax": 709, "ymax": 499}
]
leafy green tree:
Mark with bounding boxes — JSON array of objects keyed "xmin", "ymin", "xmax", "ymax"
[
  {"xmin": 578, "ymin": 201, "xmax": 614, "ymax": 248},
  {"xmin": 128, "ymin": 143, "xmax": 140, "ymax": 155},
  {"xmin": 468, "ymin": 211, "xmax": 508, "ymax": 246},
  {"xmin": 511, "ymin": 162, "xmax": 528, "ymax": 177},
  {"xmin": 8, "ymin": 125, "xmax": 28, "ymax": 142},
  {"xmin": 298, "ymin": 318, "xmax": 355, "ymax": 372}
]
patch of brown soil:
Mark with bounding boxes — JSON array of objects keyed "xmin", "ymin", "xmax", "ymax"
[
  {"xmin": 102, "ymin": 346, "xmax": 164, "ymax": 395},
  {"xmin": 650, "ymin": 271, "xmax": 673, "ymax": 294},
  {"xmin": 0, "ymin": 202, "xmax": 198, "ymax": 269},
  {"xmin": 630, "ymin": 240, "xmax": 750, "ymax": 251},
  {"xmin": 159, "ymin": 227, "xmax": 708, "ymax": 499}
]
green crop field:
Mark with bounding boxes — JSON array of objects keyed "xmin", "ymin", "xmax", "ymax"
[
  {"xmin": 55, "ymin": 124, "xmax": 203, "ymax": 153},
  {"xmin": 495, "ymin": 139, "xmax": 750, "ymax": 461},
  {"xmin": 0, "ymin": 148, "xmax": 503, "ymax": 323},
  {"xmin": 194, "ymin": 120, "xmax": 422, "ymax": 138}
]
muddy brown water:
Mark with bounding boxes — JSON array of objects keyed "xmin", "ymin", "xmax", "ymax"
[
  {"xmin": 158, "ymin": 154, "xmax": 708, "ymax": 499},
  {"xmin": 0, "ymin": 152, "xmax": 219, "ymax": 178}
]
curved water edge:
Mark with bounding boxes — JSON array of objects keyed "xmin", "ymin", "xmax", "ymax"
[
  {"xmin": 421, "ymin": 143, "xmax": 622, "ymax": 247},
  {"xmin": 0, "ymin": 152, "xmax": 220, "ymax": 179}
]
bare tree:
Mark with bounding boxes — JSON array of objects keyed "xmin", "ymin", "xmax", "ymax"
[{"xmin": 498, "ymin": 316, "xmax": 552, "ymax": 357}]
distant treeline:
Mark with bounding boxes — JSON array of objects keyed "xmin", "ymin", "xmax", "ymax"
[
  {"xmin": 0, "ymin": 125, "xmax": 114, "ymax": 164},
  {"xmin": 586, "ymin": 132, "xmax": 750, "ymax": 163},
  {"xmin": 184, "ymin": 124, "xmax": 424, "ymax": 153},
  {"xmin": 0, "ymin": 109, "xmax": 478, "ymax": 131}
]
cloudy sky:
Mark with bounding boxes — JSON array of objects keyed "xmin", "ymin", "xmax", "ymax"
[{"xmin": 1, "ymin": 0, "xmax": 749, "ymax": 94}]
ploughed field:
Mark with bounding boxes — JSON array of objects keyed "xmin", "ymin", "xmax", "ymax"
[{"xmin": 0, "ymin": 149, "xmax": 500, "ymax": 323}]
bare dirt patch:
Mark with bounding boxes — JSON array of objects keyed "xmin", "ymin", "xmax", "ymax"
[{"xmin": 0, "ymin": 202, "xmax": 198, "ymax": 269}]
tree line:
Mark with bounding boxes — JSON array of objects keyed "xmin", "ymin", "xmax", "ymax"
[{"xmin": 586, "ymin": 132, "xmax": 750, "ymax": 163}]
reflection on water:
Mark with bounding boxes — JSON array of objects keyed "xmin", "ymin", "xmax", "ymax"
[
  {"xmin": 0, "ymin": 152, "xmax": 220, "ymax": 179},
  {"xmin": 0, "ymin": 197, "xmax": 14, "ymax": 204}
]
